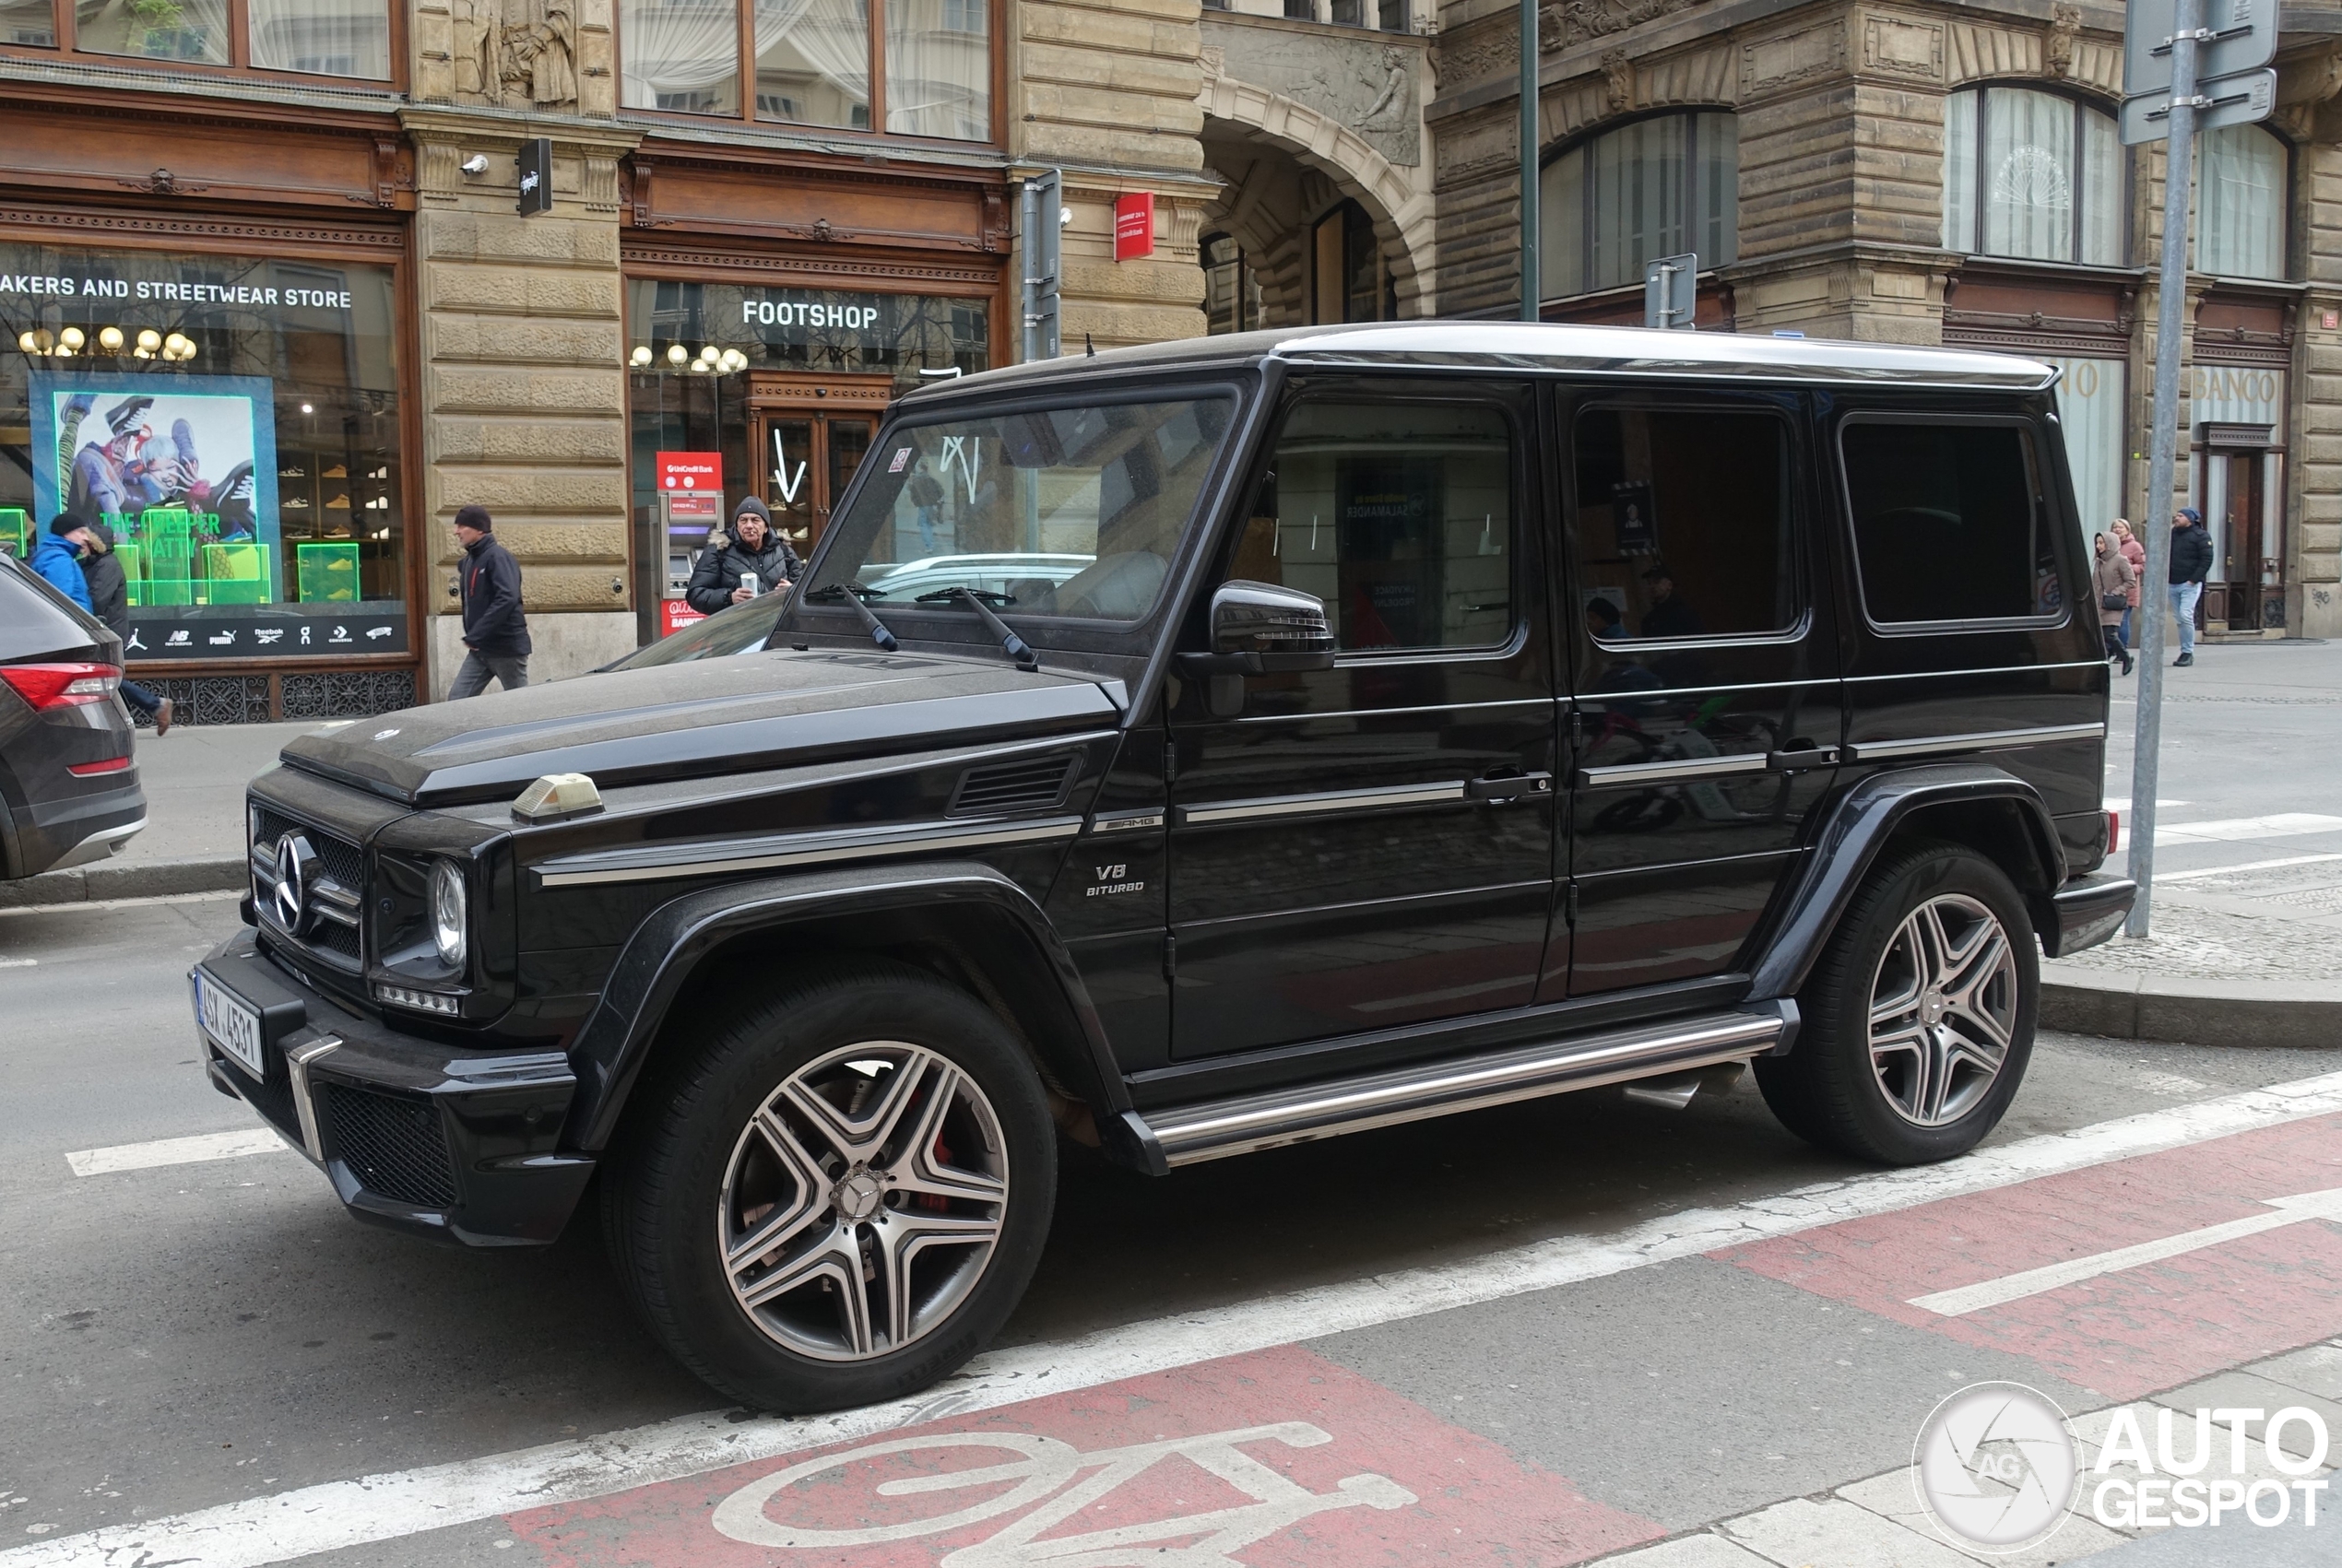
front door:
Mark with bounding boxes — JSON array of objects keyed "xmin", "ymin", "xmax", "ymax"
[
  {"xmin": 1557, "ymin": 390, "xmax": 1840, "ymax": 998},
  {"xmin": 2222, "ymin": 450, "xmax": 2277, "ymax": 631},
  {"xmin": 1165, "ymin": 381, "xmax": 1558, "ymax": 1060},
  {"xmin": 748, "ymin": 373, "xmax": 890, "ymax": 556}
]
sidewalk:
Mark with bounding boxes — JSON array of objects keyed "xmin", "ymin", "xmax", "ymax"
[{"xmin": 0, "ymin": 720, "xmax": 313, "ymax": 909}]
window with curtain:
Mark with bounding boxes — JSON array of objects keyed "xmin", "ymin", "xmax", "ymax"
[
  {"xmin": 2195, "ymin": 124, "xmax": 2286, "ymax": 279},
  {"xmin": 1537, "ymin": 112, "xmax": 1736, "ymax": 301},
  {"xmin": 622, "ymin": 0, "xmax": 990, "ymax": 139},
  {"xmin": 1943, "ymin": 87, "xmax": 2123, "ymax": 266},
  {"xmin": 248, "ymin": 0, "xmax": 390, "ymax": 79}
]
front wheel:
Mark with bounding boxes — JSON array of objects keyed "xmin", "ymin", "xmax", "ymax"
[
  {"xmin": 1756, "ymin": 840, "xmax": 2038, "ymax": 1165},
  {"xmin": 601, "ymin": 960, "xmax": 1057, "ymax": 1412}
]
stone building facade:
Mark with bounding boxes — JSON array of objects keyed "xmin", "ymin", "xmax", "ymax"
[
  {"xmin": 1426, "ymin": 0, "xmax": 2342, "ymax": 639},
  {"xmin": 0, "ymin": 0, "xmax": 1449, "ymax": 719}
]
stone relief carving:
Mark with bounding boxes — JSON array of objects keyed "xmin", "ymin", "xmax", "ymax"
[
  {"xmin": 2046, "ymin": 3, "xmax": 2082, "ymax": 79},
  {"xmin": 453, "ymin": 0, "xmax": 579, "ymax": 113},
  {"xmin": 1861, "ymin": 15, "xmax": 1943, "ymax": 82},
  {"xmin": 1601, "ymin": 48, "xmax": 1633, "ymax": 112},
  {"xmin": 1558, "ymin": 0, "xmax": 1696, "ymax": 49},
  {"xmin": 1205, "ymin": 21, "xmax": 1422, "ymax": 165}
]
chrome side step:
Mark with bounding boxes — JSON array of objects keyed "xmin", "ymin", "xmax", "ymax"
[{"xmin": 1126, "ymin": 1007, "xmax": 1789, "ymax": 1171}]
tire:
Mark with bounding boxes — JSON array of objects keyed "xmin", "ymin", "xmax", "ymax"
[
  {"xmin": 600, "ymin": 958, "xmax": 1057, "ymax": 1412},
  {"xmin": 1755, "ymin": 840, "xmax": 2038, "ymax": 1165}
]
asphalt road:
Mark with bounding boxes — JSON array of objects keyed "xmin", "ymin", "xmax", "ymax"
[{"xmin": 1, "ymin": 890, "xmax": 2336, "ymax": 1566}]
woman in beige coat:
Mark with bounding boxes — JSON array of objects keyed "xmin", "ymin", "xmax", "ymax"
[{"xmin": 2094, "ymin": 531, "xmax": 2135, "ymax": 675}]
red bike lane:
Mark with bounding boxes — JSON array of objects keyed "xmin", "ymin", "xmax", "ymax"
[{"xmin": 499, "ymin": 1111, "xmax": 2342, "ymax": 1567}]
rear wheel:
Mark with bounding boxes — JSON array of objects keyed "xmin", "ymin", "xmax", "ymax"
[
  {"xmin": 602, "ymin": 960, "xmax": 1056, "ymax": 1412},
  {"xmin": 1756, "ymin": 841, "xmax": 2037, "ymax": 1164}
]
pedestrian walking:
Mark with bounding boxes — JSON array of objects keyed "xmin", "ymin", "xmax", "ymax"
[
  {"xmin": 78, "ymin": 520, "xmax": 172, "ymax": 733},
  {"xmin": 448, "ymin": 504, "xmax": 531, "ymax": 697},
  {"xmin": 2111, "ymin": 519, "xmax": 2146, "ymax": 648},
  {"xmin": 2093, "ymin": 531, "xmax": 2135, "ymax": 676},
  {"xmin": 2166, "ymin": 506, "xmax": 2214, "ymax": 667},
  {"xmin": 685, "ymin": 496, "xmax": 800, "ymax": 617},
  {"xmin": 30, "ymin": 513, "xmax": 96, "ymax": 610}
]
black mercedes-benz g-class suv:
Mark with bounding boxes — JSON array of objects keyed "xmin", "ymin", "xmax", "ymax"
[{"xmin": 192, "ymin": 323, "xmax": 2135, "ymax": 1413}]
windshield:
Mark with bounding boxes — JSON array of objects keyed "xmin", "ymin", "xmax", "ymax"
[
  {"xmin": 802, "ymin": 395, "xmax": 1235, "ymax": 623},
  {"xmin": 608, "ymin": 595, "xmax": 788, "ymax": 669}
]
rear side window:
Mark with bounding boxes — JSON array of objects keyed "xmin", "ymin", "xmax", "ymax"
[
  {"xmin": 1570, "ymin": 405, "xmax": 1800, "ymax": 642},
  {"xmin": 1840, "ymin": 419, "xmax": 2062, "ymax": 624}
]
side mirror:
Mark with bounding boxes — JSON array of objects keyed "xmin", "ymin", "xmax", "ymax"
[{"xmin": 1178, "ymin": 580, "xmax": 1334, "ymax": 715}]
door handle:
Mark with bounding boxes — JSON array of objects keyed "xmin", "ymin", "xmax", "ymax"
[
  {"xmin": 1465, "ymin": 772, "xmax": 1554, "ymax": 802},
  {"xmin": 1765, "ymin": 746, "xmax": 1841, "ymax": 772}
]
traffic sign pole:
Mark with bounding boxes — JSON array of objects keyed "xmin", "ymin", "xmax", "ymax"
[
  {"xmin": 1520, "ymin": 0, "xmax": 1540, "ymax": 323},
  {"xmin": 2125, "ymin": 0, "xmax": 2203, "ymax": 938}
]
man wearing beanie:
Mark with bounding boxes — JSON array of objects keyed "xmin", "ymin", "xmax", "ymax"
[
  {"xmin": 684, "ymin": 494, "xmax": 800, "ymax": 618},
  {"xmin": 2167, "ymin": 506, "xmax": 2213, "ymax": 668},
  {"xmin": 31, "ymin": 513, "xmax": 97, "ymax": 612},
  {"xmin": 448, "ymin": 504, "xmax": 532, "ymax": 697}
]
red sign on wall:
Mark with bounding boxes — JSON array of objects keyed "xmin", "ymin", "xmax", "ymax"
[
  {"xmin": 659, "ymin": 599, "xmax": 707, "ymax": 637},
  {"xmin": 656, "ymin": 451, "xmax": 722, "ymax": 491},
  {"xmin": 1113, "ymin": 193, "xmax": 1155, "ymax": 262}
]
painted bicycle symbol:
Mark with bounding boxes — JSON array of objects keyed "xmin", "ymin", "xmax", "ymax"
[{"xmin": 712, "ymin": 1421, "xmax": 1417, "ymax": 1565}]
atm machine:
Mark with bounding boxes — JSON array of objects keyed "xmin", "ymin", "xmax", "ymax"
[{"xmin": 658, "ymin": 488, "xmax": 724, "ymax": 636}]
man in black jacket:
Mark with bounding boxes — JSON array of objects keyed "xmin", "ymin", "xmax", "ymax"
[
  {"xmin": 685, "ymin": 497, "xmax": 800, "ymax": 617},
  {"xmin": 78, "ymin": 521, "xmax": 172, "ymax": 733},
  {"xmin": 2167, "ymin": 507, "xmax": 2214, "ymax": 667},
  {"xmin": 449, "ymin": 505, "xmax": 532, "ymax": 697}
]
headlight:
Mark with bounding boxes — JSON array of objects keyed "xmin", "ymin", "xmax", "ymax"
[{"xmin": 429, "ymin": 859, "xmax": 468, "ymax": 969}]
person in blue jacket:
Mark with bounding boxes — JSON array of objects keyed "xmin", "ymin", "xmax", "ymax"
[{"xmin": 31, "ymin": 513, "xmax": 97, "ymax": 612}]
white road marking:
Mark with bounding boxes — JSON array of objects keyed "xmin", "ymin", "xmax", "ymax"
[
  {"xmin": 0, "ymin": 957, "xmax": 33, "ymax": 968},
  {"xmin": 1910, "ymin": 1186, "xmax": 2342, "ymax": 1317},
  {"xmin": 65, "ymin": 1127, "xmax": 290, "ymax": 1177},
  {"xmin": 2102, "ymin": 799, "xmax": 2187, "ymax": 815},
  {"xmin": 2157, "ymin": 852, "xmax": 2342, "ymax": 884},
  {"xmin": 2155, "ymin": 812, "xmax": 2342, "ymax": 846},
  {"xmin": 8, "ymin": 1069, "xmax": 2342, "ymax": 1568}
]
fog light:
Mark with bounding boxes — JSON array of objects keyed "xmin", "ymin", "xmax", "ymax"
[{"xmin": 373, "ymin": 983, "xmax": 461, "ymax": 1018}]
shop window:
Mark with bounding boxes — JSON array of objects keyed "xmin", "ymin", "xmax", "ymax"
[
  {"xmin": 621, "ymin": 0, "xmax": 992, "ymax": 141},
  {"xmin": 1310, "ymin": 201, "xmax": 1390, "ymax": 324},
  {"xmin": 1944, "ymin": 87, "xmax": 2123, "ymax": 267},
  {"xmin": 1571, "ymin": 406, "xmax": 1797, "ymax": 643},
  {"xmin": 1840, "ymin": 419, "xmax": 2062, "ymax": 626},
  {"xmin": 1223, "ymin": 400, "xmax": 1514, "ymax": 654},
  {"xmin": 0, "ymin": 242, "xmax": 411, "ymax": 662},
  {"xmin": 1538, "ymin": 112, "xmax": 1736, "ymax": 301},
  {"xmin": 2195, "ymin": 124, "xmax": 2288, "ymax": 280},
  {"xmin": 1201, "ymin": 234, "xmax": 1260, "ymax": 336},
  {"xmin": 2, "ymin": 0, "xmax": 392, "ymax": 80}
]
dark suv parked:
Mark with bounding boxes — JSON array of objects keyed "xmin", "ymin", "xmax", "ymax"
[
  {"xmin": 192, "ymin": 324, "xmax": 2133, "ymax": 1412},
  {"xmin": 1, "ymin": 551, "xmax": 143, "ymax": 879}
]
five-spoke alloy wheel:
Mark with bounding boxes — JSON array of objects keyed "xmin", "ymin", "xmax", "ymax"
[
  {"xmin": 1756, "ymin": 840, "xmax": 2038, "ymax": 1165},
  {"xmin": 603, "ymin": 961, "xmax": 1056, "ymax": 1413}
]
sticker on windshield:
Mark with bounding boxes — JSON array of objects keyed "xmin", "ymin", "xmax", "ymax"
[{"xmin": 888, "ymin": 446, "xmax": 913, "ymax": 473}]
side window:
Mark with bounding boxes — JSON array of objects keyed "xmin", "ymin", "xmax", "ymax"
[
  {"xmin": 1840, "ymin": 419, "xmax": 2059, "ymax": 625},
  {"xmin": 1570, "ymin": 405, "xmax": 1799, "ymax": 643},
  {"xmin": 1224, "ymin": 401, "xmax": 1513, "ymax": 653}
]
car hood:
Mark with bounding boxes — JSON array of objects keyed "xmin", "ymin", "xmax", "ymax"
[{"xmin": 280, "ymin": 648, "xmax": 1121, "ymax": 807}]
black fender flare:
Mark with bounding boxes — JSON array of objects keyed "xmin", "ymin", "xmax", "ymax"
[
  {"xmin": 1745, "ymin": 762, "xmax": 2066, "ymax": 1004},
  {"xmin": 565, "ymin": 859, "xmax": 1134, "ymax": 1158}
]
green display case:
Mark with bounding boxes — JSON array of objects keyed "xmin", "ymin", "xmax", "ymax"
[
  {"xmin": 0, "ymin": 508, "xmax": 25, "ymax": 559},
  {"xmin": 297, "ymin": 541, "xmax": 361, "ymax": 603}
]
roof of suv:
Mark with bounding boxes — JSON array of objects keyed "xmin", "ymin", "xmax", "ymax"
[{"xmin": 911, "ymin": 321, "xmax": 2058, "ymax": 403}]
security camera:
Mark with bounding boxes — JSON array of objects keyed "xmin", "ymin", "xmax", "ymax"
[{"xmin": 459, "ymin": 154, "xmax": 491, "ymax": 176}]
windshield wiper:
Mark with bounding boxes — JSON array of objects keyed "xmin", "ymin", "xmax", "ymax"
[
  {"xmin": 804, "ymin": 583, "xmax": 899, "ymax": 652},
  {"xmin": 916, "ymin": 587, "xmax": 1038, "ymax": 671}
]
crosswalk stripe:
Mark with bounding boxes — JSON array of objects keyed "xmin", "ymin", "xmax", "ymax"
[{"xmin": 65, "ymin": 1127, "xmax": 291, "ymax": 1177}]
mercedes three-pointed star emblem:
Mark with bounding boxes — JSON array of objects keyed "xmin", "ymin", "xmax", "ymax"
[{"xmin": 273, "ymin": 832, "xmax": 315, "ymax": 935}]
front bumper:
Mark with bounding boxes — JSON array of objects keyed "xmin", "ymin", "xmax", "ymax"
[
  {"xmin": 2042, "ymin": 871, "xmax": 2136, "ymax": 959},
  {"xmin": 190, "ymin": 929, "xmax": 593, "ymax": 1245}
]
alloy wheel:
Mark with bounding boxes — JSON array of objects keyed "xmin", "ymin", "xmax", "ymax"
[
  {"xmin": 717, "ymin": 1042, "xmax": 1008, "ymax": 1362},
  {"xmin": 1866, "ymin": 893, "xmax": 2018, "ymax": 1128}
]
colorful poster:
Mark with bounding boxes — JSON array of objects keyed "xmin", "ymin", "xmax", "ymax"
[{"xmin": 28, "ymin": 371, "xmax": 281, "ymax": 602}]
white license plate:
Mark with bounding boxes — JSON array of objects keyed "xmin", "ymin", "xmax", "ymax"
[{"xmin": 195, "ymin": 972, "xmax": 266, "ymax": 1079}]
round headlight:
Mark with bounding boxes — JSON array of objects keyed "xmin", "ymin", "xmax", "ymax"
[{"xmin": 429, "ymin": 859, "xmax": 467, "ymax": 969}]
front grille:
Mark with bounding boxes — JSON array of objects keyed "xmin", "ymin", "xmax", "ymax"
[
  {"xmin": 251, "ymin": 804, "xmax": 367, "ymax": 968},
  {"xmin": 321, "ymin": 1084, "xmax": 457, "ymax": 1208},
  {"xmin": 949, "ymin": 754, "xmax": 1079, "ymax": 816}
]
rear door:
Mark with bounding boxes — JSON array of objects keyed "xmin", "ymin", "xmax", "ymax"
[
  {"xmin": 1164, "ymin": 379, "xmax": 1559, "ymax": 1058},
  {"xmin": 1555, "ymin": 388, "xmax": 1841, "ymax": 998}
]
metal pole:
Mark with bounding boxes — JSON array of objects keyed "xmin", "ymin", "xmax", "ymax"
[
  {"xmin": 1020, "ymin": 180, "xmax": 1038, "ymax": 364},
  {"xmin": 1520, "ymin": 0, "xmax": 1540, "ymax": 322},
  {"xmin": 2125, "ymin": 0, "xmax": 2200, "ymax": 938}
]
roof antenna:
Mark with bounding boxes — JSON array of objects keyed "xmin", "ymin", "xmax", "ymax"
[{"xmin": 1085, "ymin": 333, "xmax": 1094, "ymax": 359}]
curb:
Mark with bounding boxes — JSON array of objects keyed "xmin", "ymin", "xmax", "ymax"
[
  {"xmin": 0, "ymin": 855, "xmax": 247, "ymax": 912},
  {"xmin": 2043, "ymin": 967, "xmax": 2342, "ymax": 1050}
]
